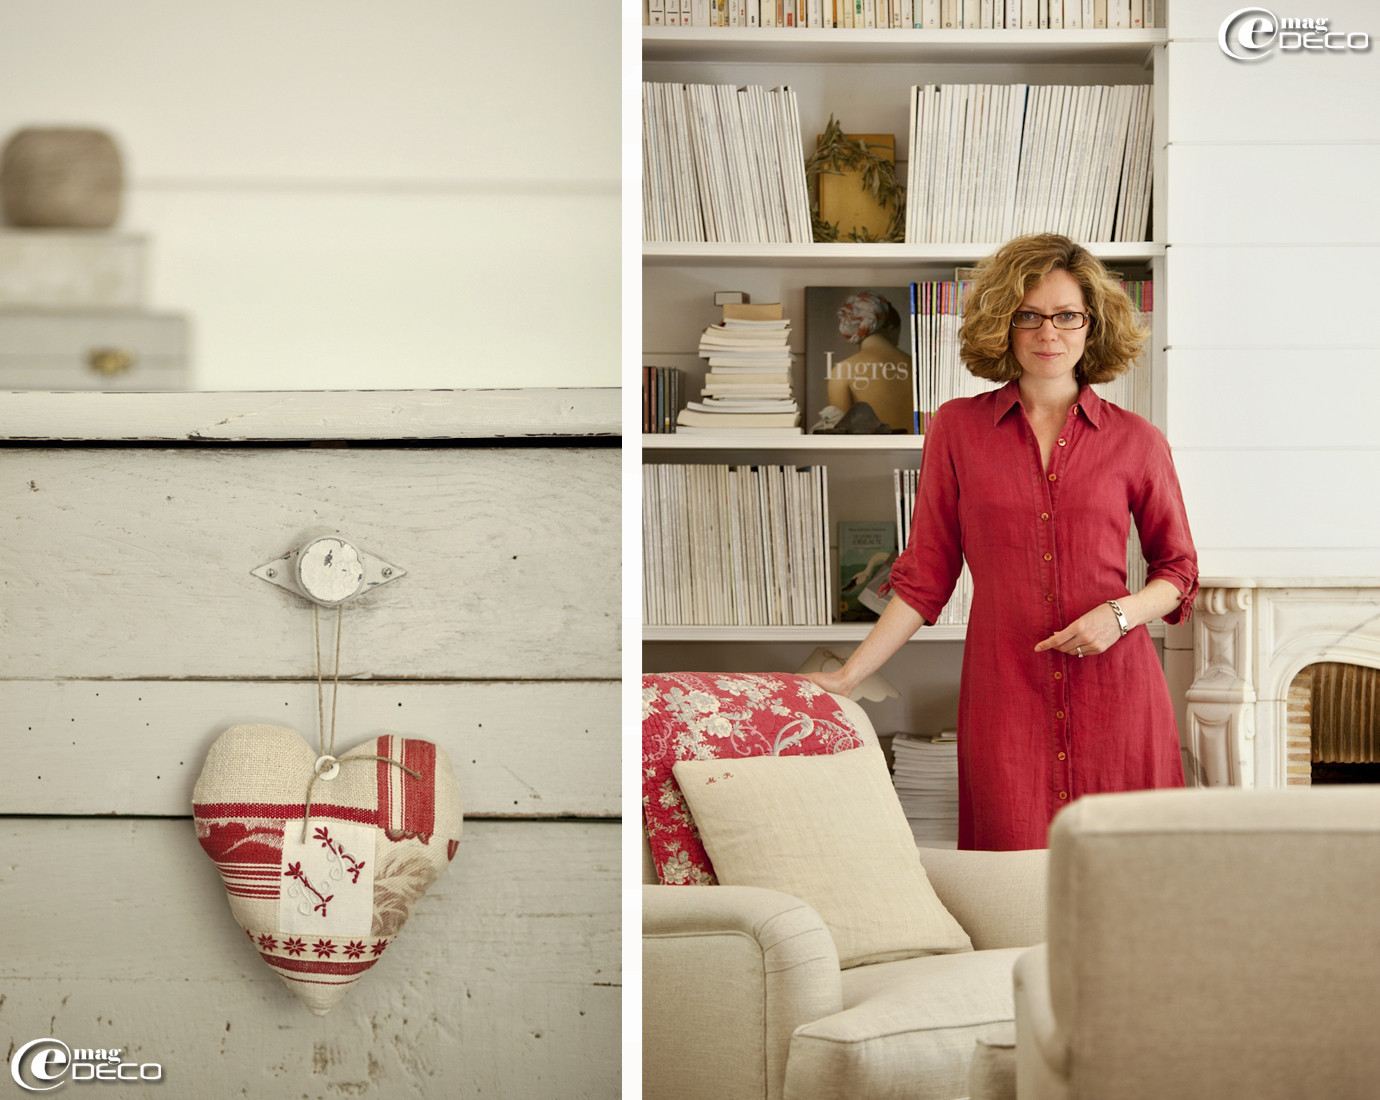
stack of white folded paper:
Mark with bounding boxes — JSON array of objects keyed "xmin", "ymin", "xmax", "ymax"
[{"xmin": 890, "ymin": 732, "xmax": 959, "ymax": 849}]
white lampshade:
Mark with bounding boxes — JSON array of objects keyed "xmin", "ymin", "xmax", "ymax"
[{"xmin": 795, "ymin": 646, "xmax": 900, "ymax": 704}]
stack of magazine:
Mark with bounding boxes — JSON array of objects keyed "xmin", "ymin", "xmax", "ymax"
[
  {"xmin": 891, "ymin": 732, "xmax": 959, "ymax": 849},
  {"xmin": 642, "ymin": 462, "xmax": 830, "ymax": 625},
  {"xmin": 642, "ymin": 82, "xmax": 812, "ymax": 244},
  {"xmin": 905, "ymin": 83, "xmax": 1154, "ymax": 244},
  {"xmin": 680, "ymin": 304, "xmax": 801, "ymax": 435}
]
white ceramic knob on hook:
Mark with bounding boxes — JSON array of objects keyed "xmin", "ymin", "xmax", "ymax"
[
  {"xmin": 251, "ymin": 536, "xmax": 406, "ymax": 605},
  {"xmin": 296, "ymin": 536, "xmax": 366, "ymax": 606}
]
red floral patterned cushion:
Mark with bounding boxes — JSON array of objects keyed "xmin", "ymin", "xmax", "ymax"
[{"xmin": 642, "ymin": 673, "xmax": 867, "ymax": 885}]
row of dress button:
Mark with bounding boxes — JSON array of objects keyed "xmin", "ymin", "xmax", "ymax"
[{"xmin": 1053, "ymin": 415, "xmax": 1075, "ymax": 803}]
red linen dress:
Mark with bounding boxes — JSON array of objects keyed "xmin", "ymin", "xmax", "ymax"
[{"xmin": 887, "ymin": 381, "xmax": 1198, "ymax": 850}]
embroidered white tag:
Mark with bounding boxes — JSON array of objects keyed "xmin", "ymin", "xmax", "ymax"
[{"xmin": 278, "ymin": 819, "xmax": 376, "ymax": 936}]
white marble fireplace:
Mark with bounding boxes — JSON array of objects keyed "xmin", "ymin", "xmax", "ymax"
[{"xmin": 1180, "ymin": 580, "xmax": 1380, "ymax": 788}]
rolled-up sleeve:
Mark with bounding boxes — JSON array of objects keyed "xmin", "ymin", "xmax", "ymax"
[
  {"xmin": 1131, "ymin": 431, "xmax": 1199, "ymax": 624},
  {"xmin": 885, "ymin": 406, "xmax": 964, "ymax": 626}
]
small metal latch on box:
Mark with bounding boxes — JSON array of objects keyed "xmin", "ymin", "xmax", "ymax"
[{"xmin": 252, "ymin": 536, "xmax": 406, "ymax": 607}]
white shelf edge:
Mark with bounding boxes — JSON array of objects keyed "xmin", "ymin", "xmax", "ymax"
[
  {"xmin": 0, "ymin": 388, "xmax": 620, "ymax": 441},
  {"xmin": 643, "ymin": 26, "xmax": 1167, "ymax": 63},
  {"xmin": 643, "ymin": 433, "xmax": 923, "ymax": 451},
  {"xmin": 644, "ymin": 623, "xmax": 1168, "ymax": 641},
  {"xmin": 643, "ymin": 242, "xmax": 1165, "ymax": 267}
]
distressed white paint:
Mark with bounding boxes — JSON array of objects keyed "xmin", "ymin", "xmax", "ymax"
[
  {"xmin": 1, "ymin": 679, "xmax": 617, "ymax": 818},
  {"xmin": 0, "ymin": 388, "xmax": 619, "ymax": 440},
  {"xmin": 0, "ymin": 818, "xmax": 620, "ymax": 1099},
  {"xmin": 0, "ymin": 447, "xmax": 618, "ymax": 679}
]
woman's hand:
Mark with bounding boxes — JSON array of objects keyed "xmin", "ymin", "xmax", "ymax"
[
  {"xmin": 1034, "ymin": 602, "xmax": 1123, "ymax": 657},
  {"xmin": 800, "ymin": 669, "xmax": 856, "ymax": 698}
]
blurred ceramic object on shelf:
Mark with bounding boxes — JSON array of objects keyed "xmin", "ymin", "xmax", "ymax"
[{"xmin": 1, "ymin": 127, "xmax": 124, "ymax": 229}]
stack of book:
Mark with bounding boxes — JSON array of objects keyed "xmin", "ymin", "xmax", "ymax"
[
  {"xmin": 890, "ymin": 732, "xmax": 959, "ymax": 849},
  {"xmin": 648, "ymin": 0, "xmax": 1157, "ymax": 28},
  {"xmin": 905, "ymin": 83, "xmax": 1154, "ymax": 244},
  {"xmin": 643, "ymin": 366, "xmax": 685, "ymax": 433},
  {"xmin": 642, "ymin": 82, "xmax": 812, "ymax": 244},
  {"xmin": 679, "ymin": 303, "xmax": 802, "ymax": 435},
  {"xmin": 642, "ymin": 463, "xmax": 830, "ymax": 625}
]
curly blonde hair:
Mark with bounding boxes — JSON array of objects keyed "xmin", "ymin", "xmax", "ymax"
[{"xmin": 959, "ymin": 233, "xmax": 1148, "ymax": 386}]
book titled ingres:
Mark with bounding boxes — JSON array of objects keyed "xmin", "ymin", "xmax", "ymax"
[{"xmin": 804, "ymin": 286, "xmax": 917, "ymax": 434}]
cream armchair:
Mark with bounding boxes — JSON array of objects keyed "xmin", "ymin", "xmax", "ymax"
[
  {"xmin": 642, "ymin": 694, "xmax": 1047, "ymax": 1100},
  {"xmin": 1015, "ymin": 787, "xmax": 1380, "ymax": 1100}
]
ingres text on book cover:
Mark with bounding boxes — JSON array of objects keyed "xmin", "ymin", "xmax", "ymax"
[{"xmin": 804, "ymin": 286, "xmax": 916, "ymax": 434}]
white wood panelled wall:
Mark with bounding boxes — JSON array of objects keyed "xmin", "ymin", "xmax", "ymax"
[
  {"xmin": 0, "ymin": 1, "xmax": 619, "ymax": 390},
  {"xmin": 1163, "ymin": 1, "xmax": 1380, "ymax": 579},
  {"xmin": 0, "ymin": 391, "xmax": 620, "ymax": 1099}
]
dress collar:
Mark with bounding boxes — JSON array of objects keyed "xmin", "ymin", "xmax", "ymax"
[{"xmin": 992, "ymin": 379, "xmax": 1104, "ymax": 429}]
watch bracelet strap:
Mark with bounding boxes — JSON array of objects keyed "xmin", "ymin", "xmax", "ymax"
[{"xmin": 1107, "ymin": 598, "xmax": 1130, "ymax": 636}]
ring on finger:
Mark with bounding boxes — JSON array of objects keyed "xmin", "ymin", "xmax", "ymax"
[{"xmin": 1076, "ymin": 645, "xmax": 1083, "ymax": 658}]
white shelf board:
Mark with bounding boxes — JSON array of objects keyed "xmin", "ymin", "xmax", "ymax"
[
  {"xmin": 643, "ymin": 433, "xmax": 923, "ymax": 451},
  {"xmin": 0, "ymin": 388, "xmax": 619, "ymax": 441},
  {"xmin": 644, "ymin": 621, "xmax": 1166, "ymax": 642},
  {"xmin": 643, "ymin": 241, "xmax": 1165, "ymax": 267},
  {"xmin": 643, "ymin": 27, "xmax": 1167, "ymax": 64}
]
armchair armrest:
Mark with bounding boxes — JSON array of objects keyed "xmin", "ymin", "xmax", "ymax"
[
  {"xmin": 916, "ymin": 847, "xmax": 1048, "ymax": 950},
  {"xmin": 1014, "ymin": 944, "xmax": 1071, "ymax": 1100},
  {"xmin": 644, "ymin": 885, "xmax": 843, "ymax": 1100}
]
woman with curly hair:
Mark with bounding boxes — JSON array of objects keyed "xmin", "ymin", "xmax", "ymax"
[{"xmin": 804, "ymin": 233, "xmax": 1198, "ymax": 850}]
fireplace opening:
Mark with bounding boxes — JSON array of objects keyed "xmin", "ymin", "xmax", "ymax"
[{"xmin": 1292, "ymin": 663, "xmax": 1380, "ymax": 786}]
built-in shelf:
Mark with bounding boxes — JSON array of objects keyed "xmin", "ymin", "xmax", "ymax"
[
  {"xmin": 644, "ymin": 622, "xmax": 1167, "ymax": 641},
  {"xmin": 643, "ymin": 433, "xmax": 924, "ymax": 451},
  {"xmin": 643, "ymin": 241, "xmax": 1165, "ymax": 267},
  {"xmin": 643, "ymin": 26, "xmax": 1167, "ymax": 64}
]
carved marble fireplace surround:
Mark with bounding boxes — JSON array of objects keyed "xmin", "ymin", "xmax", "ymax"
[{"xmin": 1179, "ymin": 579, "xmax": 1380, "ymax": 788}]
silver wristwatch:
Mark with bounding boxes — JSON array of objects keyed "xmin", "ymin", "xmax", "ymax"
[{"xmin": 1107, "ymin": 599, "xmax": 1130, "ymax": 637}]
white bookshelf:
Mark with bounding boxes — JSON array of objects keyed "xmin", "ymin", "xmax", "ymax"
[
  {"xmin": 643, "ymin": 27, "xmax": 1167, "ymax": 64},
  {"xmin": 644, "ymin": 433, "xmax": 922, "ymax": 451},
  {"xmin": 642, "ymin": 29, "xmax": 1170, "ymax": 737},
  {"xmin": 644, "ymin": 241, "xmax": 1164, "ymax": 266}
]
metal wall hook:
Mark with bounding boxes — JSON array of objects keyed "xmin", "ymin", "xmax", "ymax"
[{"xmin": 252, "ymin": 536, "xmax": 406, "ymax": 606}]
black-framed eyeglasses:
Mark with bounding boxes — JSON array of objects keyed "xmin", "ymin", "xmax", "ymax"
[{"xmin": 1010, "ymin": 310, "xmax": 1092, "ymax": 331}]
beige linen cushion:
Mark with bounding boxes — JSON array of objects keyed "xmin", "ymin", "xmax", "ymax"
[{"xmin": 673, "ymin": 745, "xmax": 972, "ymax": 968}]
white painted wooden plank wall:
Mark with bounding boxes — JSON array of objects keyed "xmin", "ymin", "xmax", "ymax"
[
  {"xmin": 4, "ymin": 680, "xmax": 617, "ymax": 817},
  {"xmin": 0, "ymin": 447, "xmax": 619, "ymax": 680},
  {"xmin": 0, "ymin": 0, "xmax": 619, "ymax": 390},
  {"xmin": 1, "ymin": 819, "xmax": 619, "ymax": 1100},
  {"xmin": 1163, "ymin": 3, "xmax": 1380, "ymax": 580},
  {"xmin": 1, "ymin": 393, "xmax": 620, "ymax": 1097}
]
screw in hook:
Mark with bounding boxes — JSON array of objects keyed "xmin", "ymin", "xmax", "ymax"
[
  {"xmin": 381, "ymin": 567, "xmax": 393, "ymax": 577},
  {"xmin": 266, "ymin": 567, "xmax": 277, "ymax": 578}
]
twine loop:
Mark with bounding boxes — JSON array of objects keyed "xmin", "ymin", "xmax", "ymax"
[{"xmin": 301, "ymin": 603, "xmax": 421, "ymax": 842}]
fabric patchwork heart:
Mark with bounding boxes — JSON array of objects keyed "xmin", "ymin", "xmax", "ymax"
[{"xmin": 193, "ymin": 724, "xmax": 463, "ymax": 1015}]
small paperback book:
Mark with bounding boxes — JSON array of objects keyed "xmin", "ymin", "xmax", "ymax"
[
  {"xmin": 838, "ymin": 520, "xmax": 896, "ymax": 622},
  {"xmin": 804, "ymin": 286, "xmax": 916, "ymax": 435}
]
